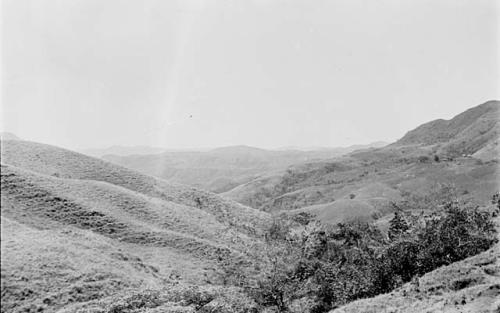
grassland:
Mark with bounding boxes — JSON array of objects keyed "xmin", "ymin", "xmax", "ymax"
[{"xmin": 1, "ymin": 139, "xmax": 271, "ymax": 313}]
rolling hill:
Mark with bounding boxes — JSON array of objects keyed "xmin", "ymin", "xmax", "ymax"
[
  {"xmin": 99, "ymin": 143, "xmax": 387, "ymax": 193},
  {"xmin": 1, "ymin": 101, "xmax": 498, "ymax": 313},
  {"xmin": 79, "ymin": 145, "xmax": 168, "ymax": 157},
  {"xmin": 1, "ymin": 139, "xmax": 271, "ymax": 313},
  {"xmin": 223, "ymin": 101, "xmax": 500, "ymax": 223}
]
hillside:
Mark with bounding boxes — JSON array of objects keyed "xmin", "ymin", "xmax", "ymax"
[
  {"xmin": 1, "ymin": 140, "xmax": 271, "ymax": 313},
  {"xmin": 395, "ymin": 100, "xmax": 499, "ymax": 159},
  {"xmin": 0, "ymin": 132, "xmax": 20, "ymax": 141},
  {"xmin": 223, "ymin": 101, "xmax": 500, "ymax": 223},
  {"xmin": 100, "ymin": 143, "xmax": 387, "ymax": 193}
]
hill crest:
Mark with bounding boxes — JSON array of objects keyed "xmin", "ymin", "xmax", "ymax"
[{"xmin": 395, "ymin": 100, "xmax": 499, "ymax": 157}]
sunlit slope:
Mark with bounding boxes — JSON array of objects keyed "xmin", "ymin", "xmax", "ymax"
[
  {"xmin": 1, "ymin": 140, "xmax": 270, "ymax": 234},
  {"xmin": 1, "ymin": 211, "xmax": 168, "ymax": 313},
  {"xmin": 0, "ymin": 140, "xmax": 271, "ymax": 312}
]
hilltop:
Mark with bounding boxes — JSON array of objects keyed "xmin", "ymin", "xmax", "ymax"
[
  {"xmin": 1, "ymin": 140, "xmax": 270, "ymax": 313},
  {"xmin": 0, "ymin": 132, "xmax": 20, "ymax": 141},
  {"xmin": 100, "ymin": 142, "xmax": 387, "ymax": 193},
  {"xmin": 223, "ymin": 101, "xmax": 499, "ymax": 223},
  {"xmin": 395, "ymin": 100, "xmax": 499, "ymax": 159}
]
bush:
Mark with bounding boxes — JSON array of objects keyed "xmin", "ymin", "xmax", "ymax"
[
  {"xmin": 414, "ymin": 202, "xmax": 496, "ymax": 273},
  {"xmin": 234, "ymin": 194, "xmax": 497, "ymax": 313},
  {"xmin": 291, "ymin": 212, "xmax": 315, "ymax": 226},
  {"xmin": 418, "ymin": 156, "xmax": 430, "ymax": 163}
]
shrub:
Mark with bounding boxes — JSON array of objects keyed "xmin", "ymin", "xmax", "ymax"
[
  {"xmin": 418, "ymin": 156, "xmax": 430, "ymax": 163},
  {"xmin": 291, "ymin": 212, "xmax": 315, "ymax": 226},
  {"xmin": 388, "ymin": 211, "xmax": 409, "ymax": 240},
  {"xmin": 235, "ymin": 194, "xmax": 497, "ymax": 313}
]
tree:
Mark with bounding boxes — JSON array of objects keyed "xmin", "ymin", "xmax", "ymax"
[
  {"xmin": 388, "ymin": 211, "xmax": 409, "ymax": 240},
  {"xmin": 251, "ymin": 217, "xmax": 303, "ymax": 312},
  {"xmin": 492, "ymin": 192, "xmax": 500, "ymax": 210}
]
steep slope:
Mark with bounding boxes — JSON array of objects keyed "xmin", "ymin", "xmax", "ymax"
[
  {"xmin": 1, "ymin": 140, "xmax": 270, "ymax": 313},
  {"xmin": 223, "ymin": 101, "xmax": 500, "ymax": 223},
  {"xmin": 395, "ymin": 100, "xmax": 499, "ymax": 159},
  {"xmin": 101, "ymin": 143, "xmax": 387, "ymax": 193}
]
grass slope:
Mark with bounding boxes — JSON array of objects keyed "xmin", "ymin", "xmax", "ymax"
[{"xmin": 1, "ymin": 140, "xmax": 270, "ymax": 313}]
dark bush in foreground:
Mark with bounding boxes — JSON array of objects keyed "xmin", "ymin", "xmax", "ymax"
[{"xmin": 236, "ymin": 194, "xmax": 498, "ymax": 313}]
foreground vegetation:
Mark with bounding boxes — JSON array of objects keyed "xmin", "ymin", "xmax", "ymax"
[{"xmin": 227, "ymin": 190, "xmax": 499, "ymax": 313}]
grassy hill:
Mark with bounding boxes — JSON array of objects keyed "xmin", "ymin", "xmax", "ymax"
[
  {"xmin": 1, "ymin": 101, "xmax": 498, "ymax": 313},
  {"xmin": 1, "ymin": 140, "xmax": 271, "ymax": 313},
  {"xmin": 223, "ymin": 101, "xmax": 500, "ymax": 224},
  {"xmin": 0, "ymin": 132, "xmax": 20, "ymax": 141}
]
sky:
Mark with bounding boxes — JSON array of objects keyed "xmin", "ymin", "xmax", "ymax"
[{"xmin": 1, "ymin": 0, "xmax": 499, "ymax": 150}]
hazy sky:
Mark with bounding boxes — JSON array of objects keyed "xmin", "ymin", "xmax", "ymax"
[{"xmin": 1, "ymin": 0, "xmax": 499, "ymax": 150}]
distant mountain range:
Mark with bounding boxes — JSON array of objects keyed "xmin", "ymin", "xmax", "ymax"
[
  {"xmin": 99, "ymin": 142, "xmax": 388, "ymax": 193},
  {"xmin": 79, "ymin": 145, "xmax": 168, "ymax": 157}
]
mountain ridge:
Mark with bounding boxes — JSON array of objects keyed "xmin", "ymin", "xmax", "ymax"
[
  {"xmin": 394, "ymin": 100, "xmax": 499, "ymax": 158},
  {"xmin": 223, "ymin": 101, "xmax": 499, "ymax": 219}
]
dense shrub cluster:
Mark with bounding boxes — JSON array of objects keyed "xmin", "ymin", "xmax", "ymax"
[{"xmin": 236, "ymin": 194, "xmax": 498, "ymax": 313}]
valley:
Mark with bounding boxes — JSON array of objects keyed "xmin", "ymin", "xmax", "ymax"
[{"xmin": 1, "ymin": 101, "xmax": 499, "ymax": 313}]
